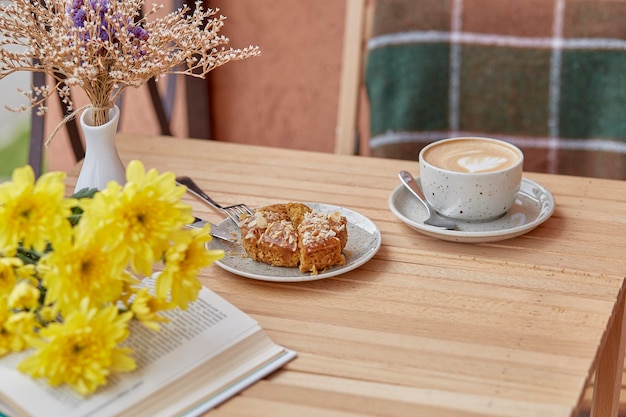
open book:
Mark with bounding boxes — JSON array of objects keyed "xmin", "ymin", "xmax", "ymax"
[{"xmin": 0, "ymin": 284, "xmax": 296, "ymax": 417}]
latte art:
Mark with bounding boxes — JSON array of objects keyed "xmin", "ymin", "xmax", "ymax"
[
  {"xmin": 422, "ymin": 139, "xmax": 520, "ymax": 173},
  {"xmin": 457, "ymin": 154, "xmax": 510, "ymax": 173}
]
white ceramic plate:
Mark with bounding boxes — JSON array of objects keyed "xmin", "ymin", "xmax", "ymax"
[
  {"xmin": 388, "ymin": 177, "xmax": 555, "ymax": 243},
  {"xmin": 206, "ymin": 203, "xmax": 382, "ymax": 282}
]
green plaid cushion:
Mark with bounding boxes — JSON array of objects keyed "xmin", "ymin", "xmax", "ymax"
[{"xmin": 366, "ymin": 0, "xmax": 626, "ymax": 179}]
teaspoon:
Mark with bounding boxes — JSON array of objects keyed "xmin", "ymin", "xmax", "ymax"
[{"xmin": 398, "ymin": 170, "xmax": 457, "ymax": 230}]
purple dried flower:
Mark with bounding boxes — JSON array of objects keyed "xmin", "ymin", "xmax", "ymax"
[
  {"xmin": 71, "ymin": 9, "xmax": 86, "ymax": 27},
  {"xmin": 88, "ymin": 0, "xmax": 110, "ymax": 15},
  {"xmin": 66, "ymin": 0, "xmax": 149, "ymax": 51},
  {"xmin": 67, "ymin": 0, "xmax": 117, "ymax": 43},
  {"xmin": 129, "ymin": 26, "xmax": 148, "ymax": 41}
]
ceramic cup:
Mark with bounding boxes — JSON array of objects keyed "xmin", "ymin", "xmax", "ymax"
[{"xmin": 419, "ymin": 137, "xmax": 524, "ymax": 221}]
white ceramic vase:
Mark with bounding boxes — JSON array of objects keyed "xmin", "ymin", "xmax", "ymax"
[{"xmin": 74, "ymin": 105, "xmax": 126, "ymax": 193}]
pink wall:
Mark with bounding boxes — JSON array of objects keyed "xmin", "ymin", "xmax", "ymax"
[
  {"xmin": 207, "ymin": 0, "xmax": 346, "ymax": 153},
  {"xmin": 47, "ymin": 1, "xmax": 348, "ymax": 173}
]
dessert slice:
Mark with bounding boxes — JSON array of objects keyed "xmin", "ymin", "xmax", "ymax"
[
  {"xmin": 238, "ymin": 202, "xmax": 349, "ymax": 274},
  {"xmin": 297, "ymin": 210, "xmax": 347, "ymax": 274},
  {"xmin": 286, "ymin": 202, "xmax": 312, "ymax": 229},
  {"xmin": 238, "ymin": 205, "xmax": 299, "ymax": 267}
]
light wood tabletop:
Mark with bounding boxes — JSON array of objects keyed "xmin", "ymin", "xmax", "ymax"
[{"xmin": 68, "ymin": 133, "xmax": 626, "ymax": 417}]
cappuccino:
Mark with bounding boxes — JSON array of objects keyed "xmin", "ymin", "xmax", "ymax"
[
  {"xmin": 422, "ymin": 138, "xmax": 521, "ymax": 173},
  {"xmin": 419, "ymin": 137, "xmax": 524, "ymax": 221}
]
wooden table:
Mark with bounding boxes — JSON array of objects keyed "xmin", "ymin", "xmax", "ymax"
[{"xmin": 68, "ymin": 134, "xmax": 626, "ymax": 417}]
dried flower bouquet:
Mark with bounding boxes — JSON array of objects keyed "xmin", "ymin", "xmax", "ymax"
[{"xmin": 0, "ymin": 0, "xmax": 259, "ymax": 132}]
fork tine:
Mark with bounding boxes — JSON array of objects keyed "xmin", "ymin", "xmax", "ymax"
[
  {"xmin": 223, "ymin": 207, "xmax": 242, "ymax": 224},
  {"xmin": 222, "ymin": 205, "xmax": 248, "ymax": 224},
  {"xmin": 235, "ymin": 205, "xmax": 252, "ymax": 216}
]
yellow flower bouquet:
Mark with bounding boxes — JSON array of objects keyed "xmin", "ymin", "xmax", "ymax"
[{"xmin": 0, "ymin": 161, "xmax": 224, "ymax": 395}]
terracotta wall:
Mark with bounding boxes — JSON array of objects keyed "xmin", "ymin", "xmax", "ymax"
[
  {"xmin": 46, "ymin": 0, "xmax": 351, "ymax": 173},
  {"xmin": 206, "ymin": 0, "xmax": 347, "ymax": 152}
]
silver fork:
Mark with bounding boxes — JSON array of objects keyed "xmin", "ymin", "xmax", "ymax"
[{"xmin": 176, "ymin": 176, "xmax": 254, "ymax": 224}]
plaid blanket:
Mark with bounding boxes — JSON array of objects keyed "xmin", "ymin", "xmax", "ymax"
[{"xmin": 365, "ymin": 0, "xmax": 626, "ymax": 179}]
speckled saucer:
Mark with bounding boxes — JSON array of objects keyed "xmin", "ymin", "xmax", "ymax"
[
  {"xmin": 206, "ymin": 203, "xmax": 382, "ymax": 282},
  {"xmin": 389, "ymin": 177, "xmax": 555, "ymax": 243}
]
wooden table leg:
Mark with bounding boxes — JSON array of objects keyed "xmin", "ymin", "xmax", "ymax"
[{"xmin": 591, "ymin": 286, "xmax": 626, "ymax": 417}]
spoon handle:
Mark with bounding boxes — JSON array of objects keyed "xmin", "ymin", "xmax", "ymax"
[
  {"xmin": 398, "ymin": 170, "xmax": 457, "ymax": 230},
  {"xmin": 398, "ymin": 170, "xmax": 430, "ymax": 210}
]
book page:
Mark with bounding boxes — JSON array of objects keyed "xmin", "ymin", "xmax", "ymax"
[
  {"xmin": 1, "ymin": 397, "xmax": 21, "ymax": 417},
  {"xmin": 0, "ymin": 285, "xmax": 281, "ymax": 417},
  {"xmin": 123, "ymin": 331, "xmax": 293, "ymax": 417}
]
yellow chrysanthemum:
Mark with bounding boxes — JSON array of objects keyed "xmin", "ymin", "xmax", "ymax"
[
  {"xmin": 39, "ymin": 235, "xmax": 127, "ymax": 315},
  {"xmin": 114, "ymin": 274, "xmax": 142, "ymax": 309},
  {"xmin": 38, "ymin": 305, "xmax": 59, "ymax": 324},
  {"xmin": 0, "ymin": 165, "xmax": 73, "ymax": 254},
  {"xmin": 157, "ymin": 226, "xmax": 224, "ymax": 309},
  {"xmin": 72, "ymin": 181, "xmax": 124, "ymax": 251},
  {"xmin": 0, "ymin": 297, "xmax": 16, "ymax": 356},
  {"xmin": 5, "ymin": 311, "xmax": 40, "ymax": 352},
  {"xmin": 130, "ymin": 287, "xmax": 173, "ymax": 331},
  {"xmin": 0, "ymin": 296, "xmax": 35, "ymax": 356},
  {"xmin": 15, "ymin": 262, "xmax": 36, "ymax": 282},
  {"xmin": 0, "ymin": 257, "xmax": 23, "ymax": 297},
  {"xmin": 0, "ymin": 160, "xmax": 228, "ymax": 393},
  {"xmin": 79, "ymin": 160, "xmax": 193, "ymax": 275},
  {"xmin": 8, "ymin": 280, "xmax": 40, "ymax": 310},
  {"xmin": 0, "ymin": 327, "xmax": 19, "ymax": 357},
  {"xmin": 18, "ymin": 301, "xmax": 136, "ymax": 395}
]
